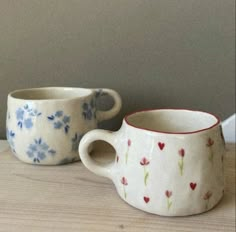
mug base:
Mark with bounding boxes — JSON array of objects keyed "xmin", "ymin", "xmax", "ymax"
[
  {"xmin": 116, "ymin": 191, "xmax": 224, "ymax": 217},
  {"xmin": 11, "ymin": 151, "xmax": 81, "ymax": 165}
]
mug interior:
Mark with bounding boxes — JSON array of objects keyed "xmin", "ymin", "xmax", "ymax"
[
  {"xmin": 10, "ymin": 87, "xmax": 92, "ymax": 100},
  {"xmin": 125, "ymin": 109, "xmax": 220, "ymax": 134}
]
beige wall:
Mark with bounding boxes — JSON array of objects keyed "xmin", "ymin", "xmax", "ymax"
[{"xmin": 0, "ymin": 0, "xmax": 235, "ymax": 138}]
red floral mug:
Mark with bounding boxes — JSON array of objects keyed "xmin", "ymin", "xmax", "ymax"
[{"xmin": 79, "ymin": 109, "xmax": 225, "ymax": 216}]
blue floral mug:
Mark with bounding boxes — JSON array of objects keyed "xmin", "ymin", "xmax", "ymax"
[{"xmin": 6, "ymin": 87, "xmax": 122, "ymax": 165}]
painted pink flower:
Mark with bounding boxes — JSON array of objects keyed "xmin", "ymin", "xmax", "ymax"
[
  {"xmin": 165, "ymin": 190, "xmax": 173, "ymax": 210},
  {"xmin": 165, "ymin": 190, "xmax": 172, "ymax": 198},
  {"xmin": 140, "ymin": 157, "xmax": 150, "ymax": 166},
  {"xmin": 121, "ymin": 177, "xmax": 128, "ymax": 199},
  {"xmin": 207, "ymin": 138, "xmax": 214, "ymax": 162},
  {"xmin": 206, "ymin": 138, "xmax": 214, "ymax": 147},
  {"xmin": 140, "ymin": 157, "xmax": 150, "ymax": 186},
  {"xmin": 204, "ymin": 190, "xmax": 213, "ymax": 209},
  {"xmin": 125, "ymin": 139, "xmax": 131, "ymax": 164},
  {"xmin": 178, "ymin": 148, "xmax": 185, "ymax": 157},
  {"xmin": 204, "ymin": 191, "xmax": 212, "ymax": 200},
  {"xmin": 178, "ymin": 148, "xmax": 185, "ymax": 176},
  {"xmin": 121, "ymin": 177, "xmax": 128, "ymax": 186},
  {"xmin": 128, "ymin": 139, "xmax": 131, "ymax": 147}
]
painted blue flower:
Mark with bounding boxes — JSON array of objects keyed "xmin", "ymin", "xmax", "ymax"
[
  {"xmin": 48, "ymin": 110, "xmax": 70, "ymax": 134},
  {"xmin": 26, "ymin": 138, "xmax": 56, "ymax": 163},
  {"xmin": 82, "ymin": 90, "xmax": 107, "ymax": 121},
  {"xmin": 71, "ymin": 132, "xmax": 84, "ymax": 151},
  {"xmin": 16, "ymin": 104, "xmax": 41, "ymax": 129},
  {"xmin": 6, "ymin": 128, "xmax": 15, "ymax": 152},
  {"xmin": 82, "ymin": 102, "xmax": 94, "ymax": 120}
]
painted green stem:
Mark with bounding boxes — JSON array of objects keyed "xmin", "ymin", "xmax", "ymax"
[
  {"xmin": 208, "ymin": 147, "xmax": 214, "ymax": 163},
  {"xmin": 125, "ymin": 148, "xmax": 129, "ymax": 164},
  {"xmin": 123, "ymin": 185, "xmax": 127, "ymax": 199},
  {"xmin": 178, "ymin": 157, "xmax": 184, "ymax": 176},
  {"xmin": 144, "ymin": 166, "xmax": 149, "ymax": 186},
  {"xmin": 205, "ymin": 199, "xmax": 209, "ymax": 210},
  {"xmin": 167, "ymin": 198, "xmax": 172, "ymax": 210}
]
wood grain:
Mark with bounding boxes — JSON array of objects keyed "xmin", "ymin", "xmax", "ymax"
[{"xmin": 0, "ymin": 142, "xmax": 235, "ymax": 232}]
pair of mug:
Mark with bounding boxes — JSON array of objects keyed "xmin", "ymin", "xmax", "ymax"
[{"xmin": 6, "ymin": 87, "xmax": 225, "ymax": 216}]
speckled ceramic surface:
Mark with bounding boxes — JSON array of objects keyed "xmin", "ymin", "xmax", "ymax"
[
  {"xmin": 79, "ymin": 109, "xmax": 225, "ymax": 216},
  {"xmin": 6, "ymin": 87, "xmax": 122, "ymax": 165}
]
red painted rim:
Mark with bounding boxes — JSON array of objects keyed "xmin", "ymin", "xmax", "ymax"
[{"xmin": 124, "ymin": 108, "xmax": 221, "ymax": 135}]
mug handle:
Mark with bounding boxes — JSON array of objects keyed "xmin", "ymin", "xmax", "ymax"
[
  {"xmin": 79, "ymin": 129, "xmax": 117, "ymax": 179},
  {"xmin": 94, "ymin": 89, "xmax": 122, "ymax": 122}
]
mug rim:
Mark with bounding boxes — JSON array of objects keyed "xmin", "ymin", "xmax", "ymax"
[
  {"xmin": 124, "ymin": 108, "xmax": 221, "ymax": 135},
  {"xmin": 8, "ymin": 87, "xmax": 93, "ymax": 101}
]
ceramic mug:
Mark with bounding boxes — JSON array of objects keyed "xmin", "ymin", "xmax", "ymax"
[
  {"xmin": 6, "ymin": 87, "xmax": 122, "ymax": 165},
  {"xmin": 79, "ymin": 109, "xmax": 225, "ymax": 216}
]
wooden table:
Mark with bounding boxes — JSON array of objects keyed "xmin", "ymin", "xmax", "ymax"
[{"xmin": 0, "ymin": 141, "xmax": 235, "ymax": 232}]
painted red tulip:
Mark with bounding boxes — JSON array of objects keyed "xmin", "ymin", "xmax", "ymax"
[
  {"xmin": 140, "ymin": 157, "xmax": 150, "ymax": 166},
  {"xmin": 204, "ymin": 191, "xmax": 212, "ymax": 200},
  {"xmin": 178, "ymin": 148, "xmax": 185, "ymax": 175},
  {"xmin": 125, "ymin": 139, "xmax": 132, "ymax": 164},
  {"xmin": 140, "ymin": 157, "xmax": 150, "ymax": 186},
  {"xmin": 204, "ymin": 190, "xmax": 213, "ymax": 210},
  {"xmin": 206, "ymin": 138, "xmax": 214, "ymax": 147},
  {"xmin": 178, "ymin": 148, "xmax": 185, "ymax": 157},
  {"xmin": 121, "ymin": 177, "xmax": 128, "ymax": 186},
  {"xmin": 165, "ymin": 190, "xmax": 173, "ymax": 210},
  {"xmin": 207, "ymin": 138, "xmax": 214, "ymax": 162},
  {"xmin": 128, "ymin": 139, "xmax": 131, "ymax": 147},
  {"xmin": 121, "ymin": 177, "xmax": 128, "ymax": 199},
  {"xmin": 165, "ymin": 190, "xmax": 172, "ymax": 198}
]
